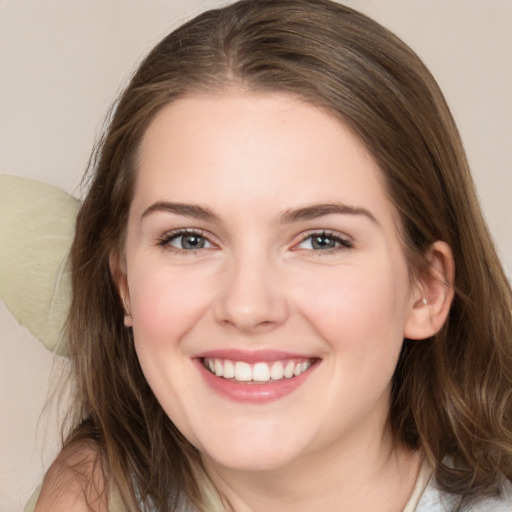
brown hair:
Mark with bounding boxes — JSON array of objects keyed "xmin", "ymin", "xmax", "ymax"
[{"xmin": 65, "ymin": 0, "xmax": 512, "ymax": 509}]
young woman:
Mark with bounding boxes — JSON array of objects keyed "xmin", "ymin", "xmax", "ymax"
[{"xmin": 35, "ymin": 0, "xmax": 512, "ymax": 510}]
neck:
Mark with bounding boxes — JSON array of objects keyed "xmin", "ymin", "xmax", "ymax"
[{"xmin": 202, "ymin": 428, "xmax": 422, "ymax": 512}]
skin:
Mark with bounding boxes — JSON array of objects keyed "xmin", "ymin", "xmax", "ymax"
[
  {"xmin": 117, "ymin": 91, "xmax": 453, "ymax": 511},
  {"xmin": 35, "ymin": 441, "xmax": 107, "ymax": 512},
  {"xmin": 36, "ymin": 91, "xmax": 453, "ymax": 512}
]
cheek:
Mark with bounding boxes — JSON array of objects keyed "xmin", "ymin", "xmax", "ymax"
[
  {"xmin": 293, "ymin": 257, "xmax": 411, "ymax": 355},
  {"xmin": 128, "ymin": 262, "xmax": 214, "ymax": 353},
  {"xmin": 126, "ymin": 265, "xmax": 213, "ymax": 434}
]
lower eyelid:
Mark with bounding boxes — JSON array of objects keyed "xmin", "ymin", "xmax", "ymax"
[
  {"xmin": 156, "ymin": 230, "xmax": 352, "ymax": 252},
  {"xmin": 296, "ymin": 232, "xmax": 353, "ymax": 250},
  {"xmin": 157, "ymin": 230, "xmax": 214, "ymax": 250}
]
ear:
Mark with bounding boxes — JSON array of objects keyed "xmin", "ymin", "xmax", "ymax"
[
  {"xmin": 404, "ymin": 241, "xmax": 455, "ymax": 340},
  {"xmin": 109, "ymin": 252, "xmax": 133, "ymax": 327}
]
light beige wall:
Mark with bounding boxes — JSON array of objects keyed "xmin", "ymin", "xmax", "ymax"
[
  {"xmin": 1, "ymin": 0, "xmax": 510, "ymax": 267},
  {"xmin": 346, "ymin": 0, "xmax": 512, "ymax": 275},
  {"xmin": 1, "ymin": 1, "xmax": 510, "ymax": 510}
]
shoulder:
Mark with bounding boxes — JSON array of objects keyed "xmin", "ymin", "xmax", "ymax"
[
  {"xmin": 416, "ymin": 477, "xmax": 512, "ymax": 512},
  {"xmin": 35, "ymin": 439, "xmax": 107, "ymax": 512}
]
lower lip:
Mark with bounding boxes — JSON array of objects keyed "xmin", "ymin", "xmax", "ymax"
[{"xmin": 194, "ymin": 359, "xmax": 317, "ymax": 403}]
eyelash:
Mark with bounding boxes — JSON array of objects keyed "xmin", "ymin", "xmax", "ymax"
[
  {"xmin": 296, "ymin": 231, "xmax": 353, "ymax": 253},
  {"xmin": 156, "ymin": 229, "xmax": 353, "ymax": 255},
  {"xmin": 156, "ymin": 229, "xmax": 215, "ymax": 254}
]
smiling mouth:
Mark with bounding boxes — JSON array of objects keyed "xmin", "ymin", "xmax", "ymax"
[{"xmin": 202, "ymin": 357, "xmax": 315, "ymax": 383}]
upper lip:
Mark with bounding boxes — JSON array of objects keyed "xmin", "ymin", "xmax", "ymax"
[{"xmin": 194, "ymin": 349, "xmax": 317, "ymax": 363}]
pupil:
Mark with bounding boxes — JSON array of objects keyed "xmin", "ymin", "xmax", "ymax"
[
  {"xmin": 312, "ymin": 235, "xmax": 334, "ymax": 249},
  {"xmin": 182, "ymin": 235, "xmax": 204, "ymax": 249}
]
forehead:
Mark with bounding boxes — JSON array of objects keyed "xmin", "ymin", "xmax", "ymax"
[{"xmin": 132, "ymin": 92, "xmax": 397, "ymax": 228}]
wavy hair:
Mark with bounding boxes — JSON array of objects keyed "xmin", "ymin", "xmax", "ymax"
[{"xmin": 64, "ymin": 0, "xmax": 512, "ymax": 509}]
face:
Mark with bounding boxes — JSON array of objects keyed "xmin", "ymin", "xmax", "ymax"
[{"xmin": 122, "ymin": 92, "xmax": 421, "ymax": 472}]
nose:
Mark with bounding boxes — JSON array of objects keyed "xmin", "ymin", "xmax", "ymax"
[{"xmin": 213, "ymin": 251, "xmax": 289, "ymax": 334}]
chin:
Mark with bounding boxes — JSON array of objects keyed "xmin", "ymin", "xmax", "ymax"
[{"xmin": 200, "ymin": 439, "xmax": 301, "ymax": 472}]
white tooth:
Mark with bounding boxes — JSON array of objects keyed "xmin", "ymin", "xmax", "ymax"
[
  {"xmin": 294, "ymin": 363, "xmax": 302, "ymax": 376},
  {"xmin": 235, "ymin": 361, "xmax": 252, "ymax": 381},
  {"xmin": 208, "ymin": 359, "xmax": 215, "ymax": 373},
  {"xmin": 300, "ymin": 361, "xmax": 310, "ymax": 373},
  {"xmin": 214, "ymin": 359, "xmax": 223, "ymax": 377},
  {"xmin": 284, "ymin": 361, "xmax": 295, "ymax": 378},
  {"xmin": 223, "ymin": 360, "xmax": 235, "ymax": 379},
  {"xmin": 270, "ymin": 361, "xmax": 284, "ymax": 380},
  {"xmin": 253, "ymin": 362, "xmax": 270, "ymax": 382}
]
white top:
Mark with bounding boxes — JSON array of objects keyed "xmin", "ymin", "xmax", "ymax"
[
  {"xmin": 403, "ymin": 460, "xmax": 512, "ymax": 511},
  {"xmin": 98, "ymin": 460, "xmax": 512, "ymax": 512}
]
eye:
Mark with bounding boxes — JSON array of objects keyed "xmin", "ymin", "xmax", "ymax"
[
  {"xmin": 158, "ymin": 230, "xmax": 214, "ymax": 251},
  {"xmin": 297, "ymin": 231, "xmax": 353, "ymax": 251}
]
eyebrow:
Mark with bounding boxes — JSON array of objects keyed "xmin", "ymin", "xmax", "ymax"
[
  {"xmin": 279, "ymin": 203, "xmax": 377, "ymax": 224},
  {"xmin": 141, "ymin": 202, "xmax": 217, "ymax": 221},
  {"xmin": 141, "ymin": 201, "xmax": 377, "ymax": 225}
]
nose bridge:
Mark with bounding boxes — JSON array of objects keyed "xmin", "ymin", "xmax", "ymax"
[{"xmin": 214, "ymin": 243, "xmax": 288, "ymax": 332}]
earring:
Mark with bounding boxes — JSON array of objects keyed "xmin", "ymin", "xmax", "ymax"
[
  {"xmin": 121, "ymin": 295, "xmax": 132, "ymax": 321},
  {"xmin": 414, "ymin": 297, "xmax": 428, "ymax": 307},
  {"xmin": 123, "ymin": 310, "xmax": 133, "ymax": 328}
]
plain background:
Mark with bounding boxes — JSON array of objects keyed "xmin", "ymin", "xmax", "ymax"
[{"xmin": 1, "ymin": 1, "xmax": 510, "ymax": 510}]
